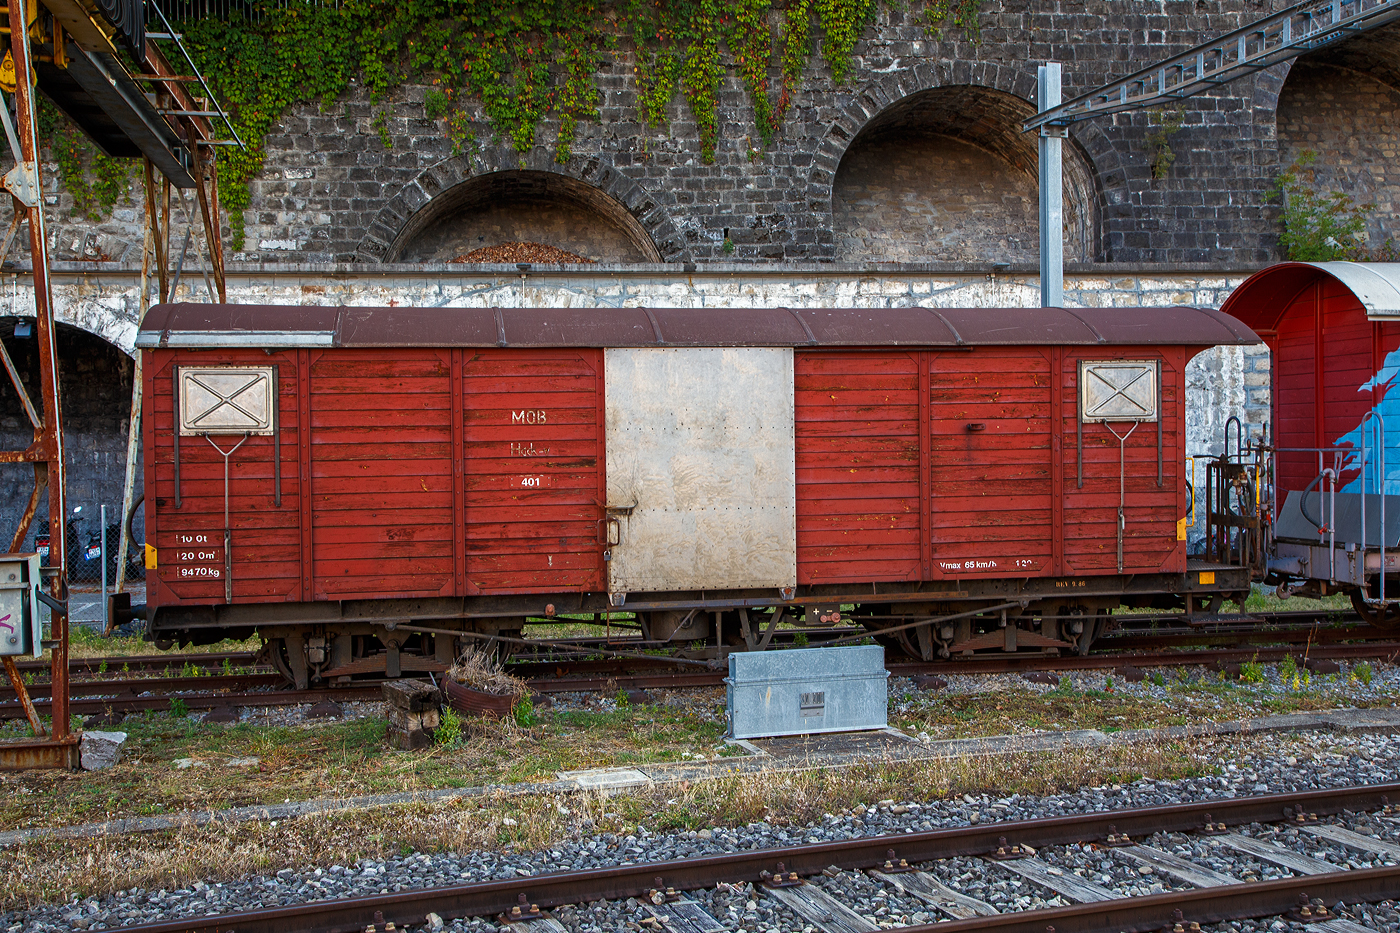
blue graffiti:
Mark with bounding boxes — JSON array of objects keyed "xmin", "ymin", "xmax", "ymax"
[{"xmin": 1335, "ymin": 347, "xmax": 1400, "ymax": 494}]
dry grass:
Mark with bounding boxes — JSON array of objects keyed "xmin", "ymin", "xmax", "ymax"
[
  {"xmin": 0, "ymin": 693, "xmax": 729, "ymax": 834},
  {"xmin": 0, "ymin": 734, "xmax": 1233, "ymax": 910},
  {"xmin": 891, "ymin": 678, "xmax": 1389, "ymax": 740},
  {"xmin": 447, "ymin": 646, "xmax": 527, "ymax": 698}
]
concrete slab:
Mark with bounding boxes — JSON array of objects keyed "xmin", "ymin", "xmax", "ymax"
[{"xmin": 562, "ymin": 768, "xmax": 653, "ymax": 791}]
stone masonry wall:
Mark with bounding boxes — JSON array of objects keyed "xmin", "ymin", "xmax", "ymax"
[
  {"xmin": 832, "ymin": 135, "xmax": 1093, "ymax": 264},
  {"xmin": 7, "ymin": 5, "xmax": 1399, "ymax": 270},
  {"xmin": 1277, "ymin": 61, "xmax": 1400, "ymax": 251}
]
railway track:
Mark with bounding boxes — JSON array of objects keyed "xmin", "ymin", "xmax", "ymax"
[
  {"xmin": 3, "ymin": 613, "xmax": 1394, "ymax": 722},
  {"xmin": 102, "ymin": 783, "xmax": 1400, "ymax": 933},
  {"xmin": 8, "ymin": 636, "xmax": 1398, "ymax": 716}
]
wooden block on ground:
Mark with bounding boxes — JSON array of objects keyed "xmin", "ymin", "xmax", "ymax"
[
  {"xmin": 382, "ymin": 679, "xmax": 441, "ymax": 712},
  {"xmin": 1216, "ymin": 832, "xmax": 1340, "ymax": 875},
  {"xmin": 1304, "ymin": 824, "xmax": 1400, "ymax": 860},
  {"xmin": 1316, "ymin": 919, "xmax": 1383, "ymax": 933},
  {"xmin": 764, "ymin": 882, "xmax": 877, "ymax": 933},
  {"xmin": 643, "ymin": 899, "xmax": 726, "ymax": 933},
  {"xmin": 870, "ymin": 869, "xmax": 997, "ymax": 920},
  {"xmin": 1118, "ymin": 845, "xmax": 1238, "ymax": 888},
  {"xmin": 503, "ymin": 917, "xmax": 568, "ymax": 933},
  {"xmin": 994, "ymin": 857, "xmax": 1117, "ymax": 903}
]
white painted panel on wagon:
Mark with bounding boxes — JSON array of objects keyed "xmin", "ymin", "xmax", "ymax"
[{"xmin": 604, "ymin": 347, "xmax": 796, "ymax": 593}]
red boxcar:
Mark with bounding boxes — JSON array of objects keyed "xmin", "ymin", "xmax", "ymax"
[
  {"xmin": 1221, "ymin": 261, "xmax": 1400, "ymax": 628},
  {"xmin": 137, "ymin": 304, "xmax": 1258, "ymax": 682}
]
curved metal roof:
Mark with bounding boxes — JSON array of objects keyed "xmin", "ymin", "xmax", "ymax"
[
  {"xmin": 1220, "ymin": 261, "xmax": 1400, "ymax": 332},
  {"xmin": 134, "ymin": 303, "xmax": 1260, "ymax": 350}
]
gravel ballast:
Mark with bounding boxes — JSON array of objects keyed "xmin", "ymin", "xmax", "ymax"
[{"xmin": 10, "ymin": 729, "xmax": 1400, "ymax": 932}]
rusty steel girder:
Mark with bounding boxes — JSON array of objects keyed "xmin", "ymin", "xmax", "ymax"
[{"xmin": 0, "ymin": 0, "xmax": 71, "ymax": 770}]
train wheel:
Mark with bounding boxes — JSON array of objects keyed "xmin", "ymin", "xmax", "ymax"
[
  {"xmin": 868, "ymin": 623, "xmax": 934, "ymax": 660},
  {"xmin": 1350, "ymin": 591, "xmax": 1400, "ymax": 631},
  {"xmin": 262, "ymin": 638, "xmax": 298, "ymax": 688}
]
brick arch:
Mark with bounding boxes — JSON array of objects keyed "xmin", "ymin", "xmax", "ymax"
[
  {"xmin": 819, "ymin": 64, "xmax": 1105, "ymax": 262},
  {"xmin": 1274, "ymin": 26, "xmax": 1400, "ymax": 252},
  {"xmin": 356, "ymin": 145, "xmax": 691, "ymax": 263}
]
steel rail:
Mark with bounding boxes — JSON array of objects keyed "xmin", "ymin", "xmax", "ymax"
[
  {"xmin": 3, "ymin": 639, "xmax": 1395, "ymax": 720},
  {"xmin": 521, "ymin": 639, "xmax": 1400, "ymax": 691},
  {"xmin": 13, "ymin": 651, "xmax": 259, "ymax": 673},
  {"xmin": 106, "ymin": 783, "xmax": 1400, "ymax": 933},
  {"xmin": 19, "ymin": 615, "xmax": 1386, "ymax": 684},
  {"xmin": 899, "ymin": 866, "xmax": 1400, "ymax": 933},
  {"xmin": 0, "ymin": 672, "xmax": 283, "ymax": 700},
  {"xmin": 0, "ymin": 685, "xmax": 382, "ymax": 719}
]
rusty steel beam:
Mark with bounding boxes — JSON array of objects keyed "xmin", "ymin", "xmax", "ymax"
[
  {"xmin": 0, "ymin": 0, "xmax": 70, "ymax": 768},
  {"xmin": 0, "ymin": 656, "xmax": 44, "ymax": 735},
  {"xmin": 0, "ymin": 733, "xmax": 79, "ymax": 770},
  {"xmin": 12, "ymin": 651, "xmax": 259, "ymax": 673},
  {"xmin": 108, "ymin": 783, "xmax": 1400, "ymax": 933}
]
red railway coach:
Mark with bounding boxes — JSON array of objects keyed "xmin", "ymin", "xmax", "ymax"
[
  {"xmin": 135, "ymin": 304, "xmax": 1259, "ymax": 684},
  {"xmin": 1220, "ymin": 261, "xmax": 1400, "ymax": 628}
]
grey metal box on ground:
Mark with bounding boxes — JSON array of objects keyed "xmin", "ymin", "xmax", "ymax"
[{"xmin": 725, "ymin": 644, "xmax": 888, "ymax": 739}]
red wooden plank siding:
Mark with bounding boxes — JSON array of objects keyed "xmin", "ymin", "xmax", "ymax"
[
  {"xmin": 1062, "ymin": 348, "xmax": 1185, "ymax": 574},
  {"xmin": 308, "ymin": 350, "xmax": 455, "ymax": 599},
  {"xmin": 1273, "ymin": 282, "xmax": 1321, "ymax": 495},
  {"xmin": 462, "ymin": 350, "xmax": 605, "ymax": 594},
  {"xmin": 927, "ymin": 348, "xmax": 1055, "ymax": 579},
  {"xmin": 1268, "ymin": 280, "xmax": 1377, "ymax": 496},
  {"xmin": 794, "ymin": 352, "xmax": 921, "ymax": 583},
  {"xmin": 145, "ymin": 350, "xmax": 302, "ymax": 607}
]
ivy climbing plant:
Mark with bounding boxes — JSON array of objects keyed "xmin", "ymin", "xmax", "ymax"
[
  {"xmin": 38, "ymin": 103, "xmax": 132, "ymax": 221},
  {"xmin": 175, "ymin": 0, "xmax": 984, "ymax": 249}
]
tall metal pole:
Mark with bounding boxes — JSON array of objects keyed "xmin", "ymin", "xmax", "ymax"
[
  {"xmin": 1038, "ymin": 62, "xmax": 1065, "ymax": 309},
  {"xmin": 99, "ymin": 504, "xmax": 107, "ymax": 632},
  {"xmin": 10, "ymin": 0, "xmax": 70, "ymax": 743}
]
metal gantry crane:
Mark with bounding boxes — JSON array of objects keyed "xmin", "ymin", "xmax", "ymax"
[
  {"xmin": 1028, "ymin": 0, "xmax": 1400, "ymax": 308},
  {"xmin": 0, "ymin": 0, "xmax": 239, "ymax": 768}
]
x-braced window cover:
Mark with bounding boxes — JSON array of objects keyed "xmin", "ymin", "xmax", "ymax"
[
  {"xmin": 178, "ymin": 366, "xmax": 276, "ymax": 435},
  {"xmin": 1078, "ymin": 360, "xmax": 1160, "ymax": 423}
]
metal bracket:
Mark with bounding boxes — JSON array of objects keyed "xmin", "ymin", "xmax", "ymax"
[
  {"xmin": 34, "ymin": 588, "xmax": 66, "ymax": 614},
  {"xmin": 502, "ymin": 894, "xmax": 542, "ymax": 921},
  {"xmin": 1286, "ymin": 894, "xmax": 1335, "ymax": 924},
  {"xmin": 989, "ymin": 836, "xmax": 1031, "ymax": 860},
  {"xmin": 880, "ymin": 849, "xmax": 913, "ymax": 874},
  {"xmin": 760, "ymin": 862, "xmax": 803, "ymax": 888},
  {"xmin": 649, "ymin": 877, "xmax": 682, "ymax": 903},
  {"xmin": 1104, "ymin": 825, "xmax": 1134, "ymax": 847},
  {"xmin": 2, "ymin": 161, "xmax": 38, "ymax": 208}
]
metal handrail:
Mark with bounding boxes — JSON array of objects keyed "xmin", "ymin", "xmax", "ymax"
[
  {"xmin": 145, "ymin": 0, "xmax": 246, "ymax": 150},
  {"xmin": 1275, "ymin": 435, "xmax": 1400, "ymax": 604},
  {"xmin": 1225, "ymin": 415, "xmax": 1244, "ymax": 461},
  {"xmin": 1359, "ymin": 410, "xmax": 1393, "ymax": 607}
]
